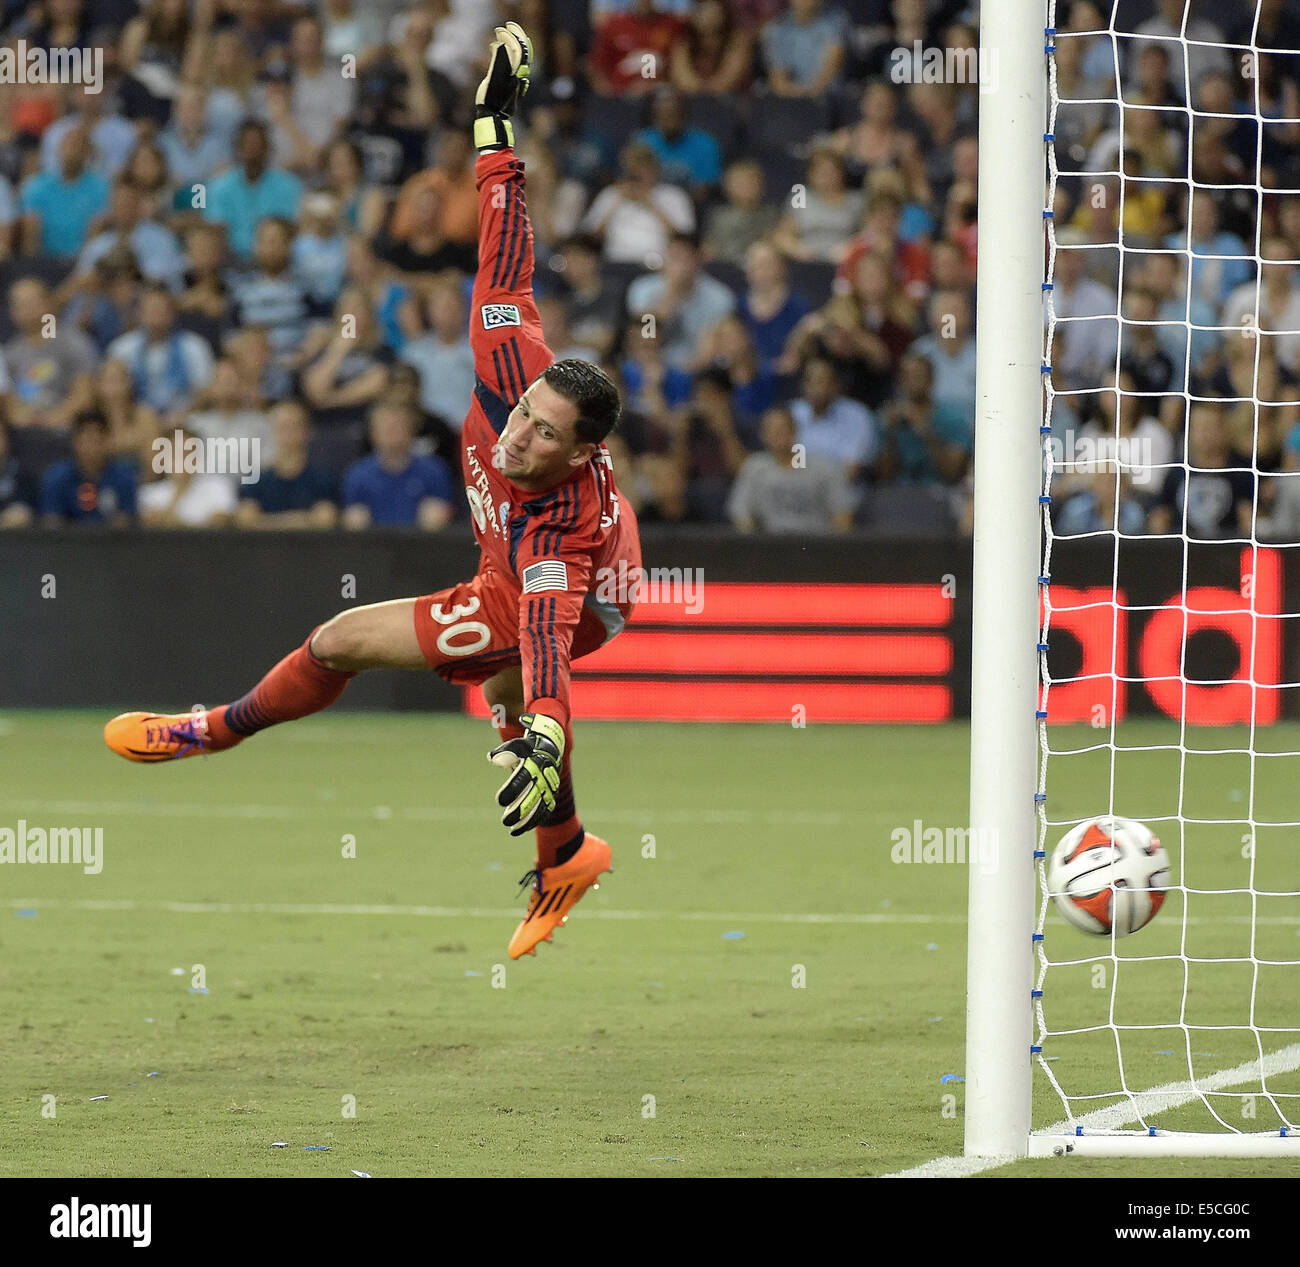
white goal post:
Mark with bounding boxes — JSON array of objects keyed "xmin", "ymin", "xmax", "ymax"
[{"xmin": 967, "ymin": 0, "xmax": 1300, "ymax": 1159}]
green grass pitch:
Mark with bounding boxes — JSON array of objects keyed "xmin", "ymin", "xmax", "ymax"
[{"xmin": 2, "ymin": 711, "xmax": 1297, "ymax": 1177}]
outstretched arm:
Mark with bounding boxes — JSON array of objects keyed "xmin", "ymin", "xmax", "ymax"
[{"xmin": 470, "ymin": 22, "xmax": 552, "ymax": 408}]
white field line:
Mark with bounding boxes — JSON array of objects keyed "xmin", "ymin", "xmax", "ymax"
[
  {"xmin": 6, "ymin": 798, "xmax": 847, "ymax": 828},
  {"xmin": 1, "ymin": 896, "xmax": 957, "ymax": 925},
  {"xmin": 886, "ymin": 1042, "xmax": 1300, "ymax": 1178}
]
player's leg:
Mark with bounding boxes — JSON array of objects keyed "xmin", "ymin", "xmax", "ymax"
[{"xmin": 105, "ymin": 599, "xmax": 426, "ymax": 762}]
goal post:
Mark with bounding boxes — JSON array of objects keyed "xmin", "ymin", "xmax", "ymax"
[
  {"xmin": 965, "ymin": 0, "xmax": 1048, "ymax": 1159},
  {"xmin": 968, "ymin": 1, "xmax": 1300, "ymax": 1160}
]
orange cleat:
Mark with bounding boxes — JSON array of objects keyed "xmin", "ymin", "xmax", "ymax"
[
  {"xmin": 508, "ymin": 833, "xmax": 612, "ymax": 959},
  {"xmin": 104, "ymin": 710, "xmax": 210, "ymax": 763}
]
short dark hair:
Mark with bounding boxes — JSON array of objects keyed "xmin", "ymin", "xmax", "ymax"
[{"xmin": 542, "ymin": 359, "xmax": 621, "ymax": 445}]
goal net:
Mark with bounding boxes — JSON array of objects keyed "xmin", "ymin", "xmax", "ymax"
[{"xmin": 1032, "ymin": 0, "xmax": 1300, "ymax": 1155}]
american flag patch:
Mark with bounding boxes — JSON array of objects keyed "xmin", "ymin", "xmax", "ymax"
[{"xmin": 522, "ymin": 560, "xmax": 568, "ymax": 593}]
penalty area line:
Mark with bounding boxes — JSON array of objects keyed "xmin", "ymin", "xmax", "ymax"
[{"xmin": 885, "ymin": 1042, "xmax": 1300, "ymax": 1178}]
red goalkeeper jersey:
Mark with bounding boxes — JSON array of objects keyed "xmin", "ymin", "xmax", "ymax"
[{"xmin": 457, "ymin": 146, "xmax": 641, "ymax": 731}]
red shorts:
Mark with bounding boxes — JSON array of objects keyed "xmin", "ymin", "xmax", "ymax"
[{"xmin": 412, "ymin": 567, "xmax": 622, "ymax": 686}]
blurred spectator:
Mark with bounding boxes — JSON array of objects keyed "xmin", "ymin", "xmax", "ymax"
[
  {"xmin": 341, "ymin": 235, "xmax": 420, "ymax": 353},
  {"xmin": 538, "ymin": 294, "xmax": 602, "ymax": 363},
  {"xmin": 513, "ymin": 139, "xmax": 586, "ymax": 255},
  {"xmin": 1073, "ymin": 368, "xmax": 1174, "ymax": 497},
  {"xmin": 783, "ymin": 252, "xmax": 911, "ymax": 406},
  {"xmin": 581, "ymin": 142, "xmax": 694, "ymax": 264},
  {"xmin": 392, "ymin": 0, "xmax": 495, "ymax": 92},
  {"xmin": 1139, "ymin": 250, "xmax": 1218, "ymax": 387},
  {"xmin": 107, "ymin": 283, "xmax": 214, "ymax": 421},
  {"xmin": 386, "ymin": 362, "xmax": 457, "ymax": 463},
  {"xmin": 702, "ymin": 159, "xmax": 778, "ymax": 266},
  {"xmin": 634, "ymin": 85, "xmax": 722, "ymax": 195},
  {"xmin": 728, "ymin": 403, "xmax": 853, "ymax": 532},
  {"xmin": 384, "ymin": 132, "xmax": 478, "ymax": 270},
  {"xmin": 39, "ymin": 409, "xmax": 137, "ymax": 526},
  {"xmin": 1149, "ymin": 402, "xmax": 1252, "ymax": 540},
  {"xmin": 526, "ymin": 78, "xmax": 617, "ymax": 187},
  {"xmin": 283, "ymin": 15, "xmax": 357, "ymax": 164},
  {"xmin": 94, "ymin": 357, "xmax": 162, "ymax": 465},
  {"xmin": 292, "ymin": 192, "xmax": 350, "ymax": 309},
  {"xmin": 193, "ymin": 24, "xmax": 259, "ymax": 150},
  {"xmin": 626, "ymin": 231, "xmax": 735, "ymax": 371},
  {"xmin": 879, "ymin": 352, "xmax": 972, "ymax": 485},
  {"xmin": 137, "ymin": 428, "xmax": 239, "ymax": 529},
  {"xmin": 1132, "ymin": 0, "xmax": 1230, "ymax": 102},
  {"xmin": 669, "ymin": 0, "xmax": 754, "ymax": 94},
  {"xmin": 158, "ymin": 85, "xmax": 231, "ymax": 205},
  {"xmin": 341, "ymin": 399, "xmax": 455, "ymax": 530},
  {"xmin": 230, "ymin": 218, "xmax": 312, "ymax": 364},
  {"xmin": 178, "ymin": 221, "xmax": 232, "ymax": 327},
  {"xmin": 40, "ymin": 84, "xmax": 138, "ymax": 183},
  {"xmin": 74, "ymin": 176, "xmax": 186, "ymax": 291},
  {"xmin": 119, "ymin": 0, "xmax": 197, "ymax": 124},
  {"xmin": 121, "ymin": 139, "xmax": 172, "ymax": 221},
  {"xmin": 204, "ymin": 120, "xmax": 303, "ymax": 258},
  {"xmin": 831, "ymin": 82, "xmax": 916, "ymax": 182},
  {"xmin": 836, "ymin": 169, "xmax": 932, "ymax": 300},
  {"xmin": 187, "ymin": 358, "xmax": 274, "ymax": 461},
  {"xmin": 20, "ymin": 123, "xmax": 109, "ymax": 258},
  {"xmin": 761, "ymin": 0, "xmax": 848, "ymax": 98},
  {"xmin": 669, "ymin": 366, "xmax": 749, "ymax": 521},
  {"xmin": 0, "ymin": 170, "xmax": 15, "ymax": 260},
  {"xmin": 618, "ymin": 320, "xmax": 693, "ymax": 416},
  {"xmin": 1168, "ymin": 193, "xmax": 1252, "ymax": 311},
  {"xmin": 695, "ymin": 313, "xmax": 776, "ymax": 439},
  {"xmin": 1056, "ymin": 468, "xmax": 1147, "ymax": 535},
  {"xmin": 322, "ymin": 138, "xmax": 388, "ymax": 239},
  {"xmin": 554, "ymin": 233, "xmax": 626, "ymax": 359},
  {"xmin": 61, "ymin": 246, "xmax": 143, "ymax": 353},
  {"xmin": 300, "ymin": 286, "xmax": 396, "ymax": 419},
  {"xmin": 589, "ymin": 0, "xmax": 687, "ymax": 96},
  {"xmin": 790, "ymin": 355, "xmax": 879, "ymax": 482},
  {"xmin": 771, "ymin": 147, "xmax": 863, "ymax": 264},
  {"xmin": 0, "ymin": 420, "xmax": 36, "ymax": 528},
  {"xmin": 908, "ymin": 288, "xmax": 977, "ymax": 428},
  {"xmin": 321, "ymin": 0, "xmax": 385, "ymax": 61},
  {"xmin": 1221, "ymin": 235, "xmax": 1300, "ymax": 377},
  {"xmin": 236, "ymin": 400, "xmax": 339, "ymax": 530},
  {"xmin": 1119, "ymin": 290, "xmax": 1174, "ymax": 396},
  {"xmin": 737, "ymin": 240, "xmax": 811, "ymax": 372},
  {"xmin": 1052, "ymin": 229, "xmax": 1120, "ymax": 392},
  {"xmin": 5, "ymin": 277, "xmax": 97, "ymax": 429}
]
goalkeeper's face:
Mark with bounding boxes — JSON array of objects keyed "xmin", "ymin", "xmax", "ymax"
[{"xmin": 496, "ymin": 378, "xmax": 597, "ymax": 491}]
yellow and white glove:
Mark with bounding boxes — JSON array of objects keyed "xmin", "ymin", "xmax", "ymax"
[
  {"xmin": 474, "ymin": 21, "xmax": 533, "ymax": 152},
  {"xmin": 488, "ymin": 711, "xmax": 563, "ymax": 835}
]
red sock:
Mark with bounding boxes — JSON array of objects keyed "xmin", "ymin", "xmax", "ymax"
[
  {"xmin": 535, "ymin": 753, "xmax": 581, "ymax": 869},
  {"xmin": 495, "ymin": 722, "xmax": 581, "ymax": 869},
  {"xmin": 205, "ymin": 629, "xmax": 355, "ymax": 751}
]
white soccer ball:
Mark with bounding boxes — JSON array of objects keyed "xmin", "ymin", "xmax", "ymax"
[{"xmin": 1047, "ymin": 816, "xmax": 1172, "ymax": 937}]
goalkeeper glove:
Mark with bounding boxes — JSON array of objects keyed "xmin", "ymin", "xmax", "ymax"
[
  {"xmin": 474, "ymin": 21, "xmax": 532, "ymax": 152},
  {"xmin": 488, "ymin": 711, "xmax": 563, "ymax": 835}
]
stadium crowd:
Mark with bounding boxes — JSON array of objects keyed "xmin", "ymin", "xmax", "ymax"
[{"xmin": 0, "ymin": 0, "xmax": 1295, "ymax": 538}]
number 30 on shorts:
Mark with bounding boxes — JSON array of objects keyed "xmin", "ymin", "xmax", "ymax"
[{"xmin": 429, "ymin": 597, "xmax": 492, "ymax": 656}]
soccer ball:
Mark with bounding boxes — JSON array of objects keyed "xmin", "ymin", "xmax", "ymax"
[{"xmin": 1047, "ymin": 816, "xmax": 1172, "ymax": 937}]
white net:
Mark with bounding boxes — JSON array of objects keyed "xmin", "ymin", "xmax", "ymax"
[{"xmin": 1036, "ymin": 0, "xmax": 1300, "ymax": 1141}]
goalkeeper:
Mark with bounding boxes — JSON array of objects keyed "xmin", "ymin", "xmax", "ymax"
[{"xmin": 105, "ymin": 23, "xmax": 642, "ymax": 960}]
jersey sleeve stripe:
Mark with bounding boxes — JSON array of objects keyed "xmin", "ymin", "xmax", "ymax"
[
  {"xmin": 498, "ymin": 341, "xmax": 520, "ymax": 402},
  {"xmin": 507, "ymin": 336, "xmax": 529, "ymax": 394},
  {"xmin": 547, "ymin": 595, "xmax": 559, "ymax": 697},
  {"xmin": 500, "ymin": 181, "xmax": 525, "ymax": 292},
  {"xmin": 505, "ymin": 165, "xmax": 529, "ymax": 289},
  {"xmin": 489, "ymin": 181, "xmax": 515, "ymax": 290}
]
